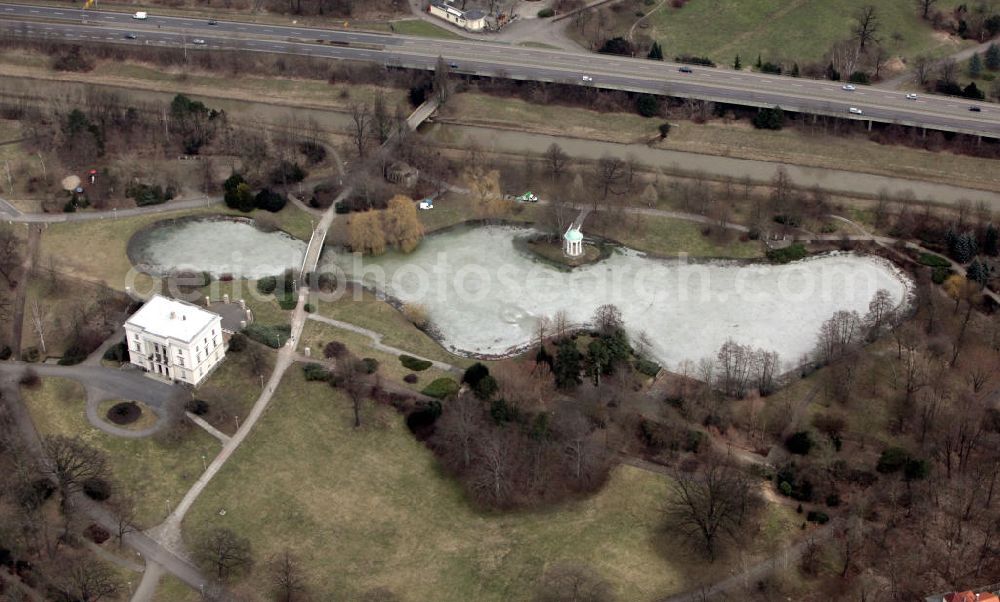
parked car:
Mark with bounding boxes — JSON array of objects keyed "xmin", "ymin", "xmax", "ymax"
[
  {"xmin": 678, "ymin": 66, "xmax": 693, "ymax": 73},
  {"xmin": 516, "ymin": 192, "xmax": 539, "ymax": 203},
  {"xmin": 848, "ymin": 107, "xmax": 863, "ymax": 115},
  {"xmin": 842, "ymin": 84, "xmax": 856, "ymax": 91},
  {"xmin": 418, "ymin": 199, "xmax": 434, "ymax": 210},
  {"xmin": 905, "ymin": 93, "xmax": 918, "ymax": 100}
]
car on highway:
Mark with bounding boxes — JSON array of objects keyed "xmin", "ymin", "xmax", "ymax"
[
  {"xmin": 678, "ymin": 66, "xmax": 693, "ymax": 73},
  {"xmin": 905, "ymin": 93, "xmax": 918, "ymax": 100},
  {"xmin": 516, "ymin": 192, "xmax": 539, "ymax": 203},
  {"xmin": 449, "ymin": 61, "xmax": 459, "ymax": 69},
  {"xmin": 124, "ymin": 32, "xmax": 137, "ymax": 39},
  {"xmin": 192, "ymin": 38, "xmax": 207, "ymax": 45},
  {"xmin": 581, "ymin": 75, "xmax": 593, "ymax": 82},
  {"xmin": 842, "ymin": 84, "xmax": 856, "ymax": 91},
  {"xmin": 970, "ymin": 106, "xmax": 982, "ymax": 112},
  {"xmin": 132, "ymin": 11, "xmax": 148, "ymax": 19},
  {"xmin": 848, "ymin": 107, "xmax": 863, "ymax": 115},
  {"xmin": 207, "ymin": 19, "xmax": 218, "ymax": 25}
]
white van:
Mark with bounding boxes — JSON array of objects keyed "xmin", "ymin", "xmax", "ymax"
[
  {"xmin": 133, "ymin": 11, "xmax": 148, "ymax": 19},
  {"xmin": 848, "ymin": 107, "xmax": 863, "ymax": 115}
]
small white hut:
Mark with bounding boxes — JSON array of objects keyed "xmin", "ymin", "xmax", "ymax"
[{"xmin": 564, "ymin": 226, "xmax": 583, "ymax": 257}]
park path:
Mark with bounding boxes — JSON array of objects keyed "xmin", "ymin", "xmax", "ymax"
[
  {"xmin": 9, "ymin": 223, "xmax": 40, "ymax": 360},
  {"xmin": 306, "ymin": 313, "xmax": 460, "ymax": 373},
  {"xmin": 0, "ymin": 195, "xmax": 219, "ymax": 223}
]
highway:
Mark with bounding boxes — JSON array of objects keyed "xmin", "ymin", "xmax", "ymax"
[{"xmin": 1, "ymin": 1, "xmax": 999, "ymax": 137}]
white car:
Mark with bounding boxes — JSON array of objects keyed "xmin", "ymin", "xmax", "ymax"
[
  {"xmin": 848, "ymin": 107, "xmax": 863, "ymax": 115},
  {"xmin": 905, "ymin": 93, "xmax": 918, "ymax": 100},
  {"xmin": 418, "ymin": 199, "xmax": 433, "ymax": 210},
  {"xmin": 842, "ymin": 84, "xmax": 856, "ymax": 91},
  {"xmin": 192, "ymin": 38, "xmax": 207, "ymax": 45},
  {"xmin": 132, "ymin": 11, "xmax": 147, "ymax": 19},
  {"xmin": 581, "ymin": 75, "xmax": 593, "ymax": 82}
]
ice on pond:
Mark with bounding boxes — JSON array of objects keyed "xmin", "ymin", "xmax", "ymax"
[
  {"xmin": 129, "ymin": 217, "xmax": 307, "ymax": 279},
  {"xmin": 322, "ymin": 225, "xmax": 912, "ymax": 369}
]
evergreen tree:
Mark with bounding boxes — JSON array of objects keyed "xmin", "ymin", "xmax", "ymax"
[
  {"xmin": 983, "ymin": 223, "xmax": 999, "ymax": 256},
  {"xmin": 553, "ymin": 339, "xmax": 582, "ymax": 389},
  {"xmin": 733, "ymin": 54, "xmax": 742, "ymax": 70},
  {"xmin": 969, "ymin": 52, "xmax": 984, "ymax": 78},
  {"xmin": 648, "ymin": 41, "xmax": 664, "ymax": 60},
  {"xmin": 586, "ymin": 339, "xmax": 611, "ymax": 386},
  {"xmin": 825, "ymin": 62, "xmax": 841, "ymax": 81},
  {"xmin": 986, "ymin": 43, "xmax": 1000, "ymax": 71},
  {"xmin": 963, "ymin": 81, "xmax": 985, "ymax": 100},
  {"xmin": 755, "ymin": 54, "xmax": 762, "ymax": 69},
  {"xmin": 967, "ymin": 257, "xmax": 990, "ymax": 288},
  {"xmin": 954, "ymin": 232, "xmax": 978, "ymax": 263},
  {"xmin": 791, "ymin": 62, "xmax": 800, "ymax": 77}
]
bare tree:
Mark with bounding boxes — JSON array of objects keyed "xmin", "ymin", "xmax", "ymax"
[
  {"xmin": 534, "ymin": 562, "xmax": 614, "ymax": 602},
  {"xmin": 435, "ymin": 394, "xmax": 483, "ymax": 470},
  {"xmin": 816, "ymin": 310, "xmax": 862, "ymax": 364},
  {"xmin": 30, "ymin": 298, "xmax": 47, "ymax": 354},
  {"xmin": 108, "ymin": 495, "xmax": 138, "ymax": 549},
  {"xmin": 553, "ymin": 309, "xmax": 570, "ymax": 341},
  {"xmin": 852, "ymin": 6, "xmax": 880, "ymax": 51},
  {"xmin": 913, "ymin": 55, "xmax": 934, "ymax": 85},
  {"xmin": 592, "ymin": 304, "xmax": 623, "ymax": 335},
  {"xmin": 370, "ymin": 91, "xmax": 391, "ymax": 146},
  {"xmin": 46, "ymin": 556, "xmax": 122, "ymax": 602},
  {"xmin": 195, "ymin": 527, "xmax": 253, "ymax": 580},
  {"xmin": 664, "ymin": 457, "xmax": 759, "ymax": 561},
  {"xmin": 333, "ymin": 354, "xmax": 369, "ymax": 428},
  {"xmin": 470, "ymin": 428, "xmax": 518, "ymax": 507},
  {"xmin": 865, "ymin": 288, "xmax": 896, "ymax": 340},
  {"xmin": 40, "ymin": 435, "xmax": 108, "ymax": 516},
  {"xmin": 270, "ymin": 549, "xmax": 307, "ymax": 602},
  {"xmin": 594, "ymin": 155, "xmax": 626, "ymax": 201},
  {"xmin": 0, "ymin": 225, "xmax": 22, "ymax": 287},
  {"xmin": 434, "ymin": 55, "xmax": 452, "ymax": 105},
  {"xmin": 349, "ymin": 102, "xmax": 371, "ymax": 158},
  {"xmin": 916, "ymin": 0, "xmax": 938, "ymax": 19},
  {"xmin": 544, "ymin": 143, "xmax": 568, "ymax": 179}
]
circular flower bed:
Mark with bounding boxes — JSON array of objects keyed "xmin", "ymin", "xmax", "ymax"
[{"xmin": 106, "ymin": 401, "xmax": 142, "ymax": 425}]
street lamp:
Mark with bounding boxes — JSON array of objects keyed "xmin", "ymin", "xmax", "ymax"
[{"xmin": 201, "ymin": 454, "xmax": 207, "ymax": 471}]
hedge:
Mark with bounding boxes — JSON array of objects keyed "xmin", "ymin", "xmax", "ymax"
[
  {"xmin": 918, "ymin": 252, "xmax": 951, "ymax": 268},
  {"xmin": 635, "ymin": 359, "xmax": 661, "ymax": 377},
  {"xmin": 277, "ymin": 291, "xmax": 298, "ymax": 310},
  {"xmin": 421, "ymin": 377, "xmax": 460, "ymax": 399},
  {"xmin": 243, "ymin": 324, "xmax": 291, "ymax": 348},
  {"xmin": 303, "ymin": 363, "xmax": 331, "ymax": 381},
  {"xmin": 399, "ymin": 355, "xmax": 433, "ymax": 371},
  {"xmin": 767, "ymin": 243, "xmax": 807, "ymax": 264}
]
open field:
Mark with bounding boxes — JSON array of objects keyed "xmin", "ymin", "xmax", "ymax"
[
  {"xmin": 22, "ymin": 377, "xmax": 220, "ymax": 527},
  {"xmin": 194, "ymin": 344, "xmax": 276, "ymax": 434},
  {"xmin": 444, "ymin": 92, "xmax": 1000, "ymax": 193},
  {"xmin": 591, "ymin": 213, "xmax": 763, "ymax": 259},
  {"xmin": 182, "ymin": 368, "xmax": 800, "ymax": 600},
  {"xmin": 153, "ymin": 574, "xmax": 200, "ymax": 602},
  {"xmin": 623, "ymin": 0, "xmax": 969, "ymax": 65}
]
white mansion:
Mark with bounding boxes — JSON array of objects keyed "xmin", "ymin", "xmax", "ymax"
[{"xmin": 124, "ymin": 295, "xmax": 225, "ymax": 386}]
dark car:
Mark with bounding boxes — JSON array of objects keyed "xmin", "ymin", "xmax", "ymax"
[
  {"xmin": 679, "ymin": 66, "xmax": 693, "ymax": 73},
  {"xmin": 124, "ymin": 32, "xmax": 137, "ymax": 39},
  {"xmin": 208, "ymin": 19, "xmax": 218, "ymax": 25},
  {"xmin": 969, "ymin": 106, "xmax": 982, "ymax": 112},
  {"xmin": 449, "ymin": 61, "xmax": 459, "ymax": 69}
]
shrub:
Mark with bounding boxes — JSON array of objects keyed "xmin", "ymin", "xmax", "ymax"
[
  {"xmin": 658, "ymin": 122, "xmax": 671, "ymax": 138},
  {"xmin": 848, "ymin": 71, "xmax": 870, "ymax": 84},
  {"xmin": 228, "ymin": 333, "xmax": 247, "ymax": 352},
  {"xmin": 784, "ymin": 431, "xmax": 813, "ymax": 455},
  {"xmin": 399, "ymin": 355, "xmax": 433, "ymax": 371},
  {"xmin": 22, "ymin": 347, "xmax": 40, "ymax": 363},
  {"xmin": 82, "ymin": 477, "xmax": 112, "ymax": 501},
  {"xmin": 598, "ymin": 37, "xmax": 633, "ymax": 56},
  {"xmin": 876, "ymin": 446, "xmax": 909, "ymax": 473},
  {"xmin": 84, "ymin": 523, "xmax": 110, "ymax": 544},
  {"xmin": 473, "ymin": 375, "xmax": 499, "ymax": 400},
  {"xmin": 490, "ymin": 398, "xmax": 521, "ymax": 424},
  {"xmin": 304, "ymin": 303, "xmax": 315, "ymax": 313},
  {"xmin": 537, "ymin": 7, "xmax": 554, "ymax": 17},
  {"xmin": 636, "ymin": 94, "xmax": 662, "ymax": 117},
  {"xmin": 825, "ymin": 493, "xmax": 841, "ymax": 507},
  {"xmin": 254, "ymin": 188, "xmax": 287, "ymax": 213},
  {"xmin": 277, "ymin": 291, "xmax": 298, "ymax": 310},
  {"xmin": 102, "ymin": 341, "xmax": 129, "ymax": 363},
  {"xmin": 635, "ymin": 359, "xmax": 661, "ymax": 377},
  {"xmin": 759, "ymin": 61, "xmax": 782, "ymax": 74},
  {"xmin": 324, "ymin": 341, "xmax": 347, "ymax": 359},
  {"xmin": 243, "ymin": 324, "xmax": 291, "ymax": 348},
  {"xmin": 361, "ymin": 358, "xmax": 379, "ymax": 374},
  {"xmin": 752, "ymin": 106, "xmax": 784, "ymax": 130},
  {"xmin": 186, "ymin": 399, "xmax": 210, "ymax": 415},
  {"xmin": 256, "ymin": 276, "xmax": 277, "ymax": 295},
  {"xmin": 299, "ymin": 140, "xmax": 327, "ymax": 165},
  {"xmin": 59, "ymin": 344, "xmax": 91, "ymax": 366},
  {"xmin": 422, "ymin": 377, "xmax": 460, "ymax": 399},
  {"xmin": 767, "ymin": 243, "xmax": 807, "ymax": 264},
  {"xmin": 268, "ymin": 161, "xmax": 306, "ymax": 187},
  {"xmin": 904, "ymin": 458, "xmax": 930, "ymax": 481},
  {"xmin": 0, "ymin": 345, "xmax": 10, "ymax": 360},
  {"xmin": 931, "ymin": 266, "xmax": 952, "ymax": 284},
  {"xmin": 303, "ymin": 363, "xmax": 331, "ymax": 381},
  {"xmin": 107, "ymin": 401, "xmax": 141, "ymax": 425},
  {"xmin": 462, "ymin": 363, "xmax": 490, "ymax": 387},
  {"xmin": 806, "ymin": 510, "xmax": 829, "ymax": 524},
  {"xmin": 19, "ymin": 368, "xmax": 41, "ymax": 388},
  {"xmin": 675, "ymin": 55, "xmax": 715, "ymax": 66},
  {"xmin": 404, "ymin": 373, "xmax": 418, "ymax": 384},
  {"xmin": 52, "ymin": 46, "xmax": 94, "ymax": 72}
]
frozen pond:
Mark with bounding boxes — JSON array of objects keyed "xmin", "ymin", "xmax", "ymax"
[
  {"xmin": 129, "ymin": 217, "xmax": 307, "ymax": 279},
  {"xmin": 322, "ymin": 226, "xmax": 912, "ymax": 369}
]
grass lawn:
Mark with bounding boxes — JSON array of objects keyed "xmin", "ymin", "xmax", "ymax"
[
  {"xmin": 297, "ymin": 319, "xmax": 456, "ymax": 392},
  {"xmin": 644, "ymin": 0, "xmax": 968, "ymax": 66},
  {"xmin": 39, "ymin": 204, "xmax": 314, "ymax": 290},
  {"xmin": 182, "ymin": 369, "xmax": 799, "ymax": 600},
  {"xmin": 22, "ymin": 378, "xmax": 220, "ymax": 528},
  {"xmin": 447, "ymin": 92, "xmax": 1000, "ymax": 192},
  {"xmin": 194, "ymin": 346, "xmax": 276, "ymax": 434},
  {"xmin": 593, "ymin": 214, "xmax": 763, "ymax": 258},
  {"xmin": 314, "ymin": 288, "xmax": 469, "ymax": 367},
  {"xmin": 153, "ymin": 574, "xmax": 200, "ymax": 602},
  {"xmin": 390, "ymin": 19, "xmax": 465, "ymax": 39}
]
